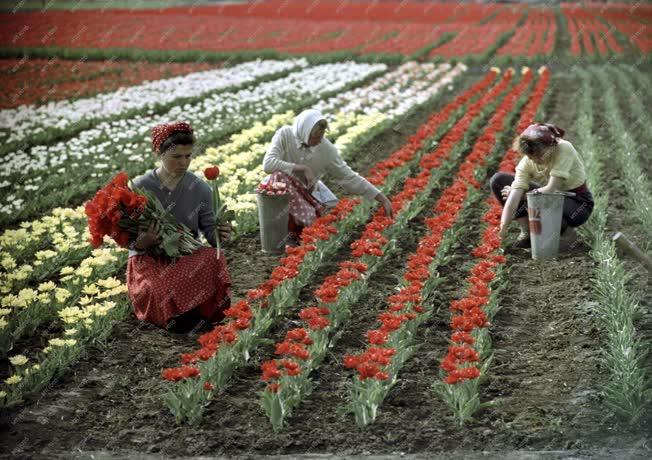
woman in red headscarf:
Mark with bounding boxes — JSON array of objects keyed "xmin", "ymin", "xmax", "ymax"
[
  {"xmin": 490, "ymin": 123, "xmax": 594, "ymax": 249},
  {"xmin": 126, "ymin": 122, "xmax": 232, "ymax": 333}
]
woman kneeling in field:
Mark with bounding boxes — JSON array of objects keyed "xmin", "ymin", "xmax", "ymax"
[
  {"xmin": 126, "ymin": 122, "xmax": 232, "ymax": 333},
  {"xmin": 262, "ymin": 109, "xmax": 393, "ymax": 243},
  {"xmin": 491, "ymin": 123, "xmax": 594, "ymax": 249}
]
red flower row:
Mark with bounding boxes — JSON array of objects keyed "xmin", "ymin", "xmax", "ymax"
[
  {"xmin": 259, "ymin": 69, "xmax": 507, "ymax": 392},
  {"xmin": 497, "ymin": 10, "xmax": 556, "ymax": 57},
  {"xmin": 563, "ymin": 6, "xmax": 625, "ymax": 55},
  {"xmin": 4, "ymin": 4, "xmax": 646, "ymax": 58},
  {"xmin": 1, "ymin": 4, "xmax": 531, "ymax": 57},
  {"xmin": 440, "ymin": 68, "xmax": 551, "ymax": 386},
  {"xmin": 366, "ymin": 70, "xmax": 498, "ymax": 187},
  {"xmin": 164, "ymin": 199, "xmax": 356, "ymax": 377},
  {"xmin": 418, "ymin": 69, "xmax": 513, "ymax": 173},
  {"xmin": 428, "ymin": 9, "xmax": 524, "ymax": 58},
  {"xmin": 345, "ymin": 68, "xmax": 532, "ymax": 384},
  {"xmin": 344, "ymin": 347, "xmax": 396, "ymax": 381},
  {"xmin": 162, "ymin": 72, "xmax": 500, "ymax": 383},
  {"xmin": 599, "ymin": 8, "xmax": 651, "ymax": 53},
  {"xmin": 306, "ymin": 70, "xmax": 512, "ymax": 356},
  {"xmin": 162, "ymin": 365, "xmax": 200, "ymax": 382}
]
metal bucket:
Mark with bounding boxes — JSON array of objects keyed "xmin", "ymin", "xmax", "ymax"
[
  {"xmin": 256, "ymin": 193, "xmax": 290, "ymax": 254},
  {"xmin": 526, "ymin": 191, "xmax": 574, "ymax": 260}
]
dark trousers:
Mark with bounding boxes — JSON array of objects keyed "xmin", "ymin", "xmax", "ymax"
[{"xmin": 489, "ymin": 172, "xmax": 594, "ymax": 229}]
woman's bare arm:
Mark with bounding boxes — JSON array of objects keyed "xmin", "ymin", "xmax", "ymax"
[{"xmin": 499, "ymin": 187, "xmax": 525, "ymax": 238}]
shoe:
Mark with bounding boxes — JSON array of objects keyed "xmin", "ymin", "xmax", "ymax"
[
  {"xmin": 561, "ymin": 226, "xmax": 576, "ymax": 238},
  {"xmin": 285, "ymin": 232, "xmax": 301, "ymax": 248},
  {"xmin": 559, "ymin": 226, "xmax": 578, "ymax": 252},
  {"xmin": 512, "ymin": 232, "xmax": 531, "ymax": 249},
  {"xmin": 193, "ymin": 319, "xmax": 215, "ymax": 334},
  {"xmin": 167, "ymin": 308, "xmax": 205, "ymax": 334}
]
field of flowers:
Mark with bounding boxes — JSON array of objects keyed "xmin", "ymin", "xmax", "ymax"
[
  {"xmin": 0, "ymin": 1, "xmax": 650, "ymax": 458},
  {"xmin": 1, "ymin": 1, "xmax": 650, "ymax": 62}
]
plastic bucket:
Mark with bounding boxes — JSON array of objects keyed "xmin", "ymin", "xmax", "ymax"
[
  {"xmin": 256, "ymin": 193, "xmax": 290, "ymax": 254},
  {"xmin": 526, "ymin": 191, "xmax": 568, "ymax": 260}
]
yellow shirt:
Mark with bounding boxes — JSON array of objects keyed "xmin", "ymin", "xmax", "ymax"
[{"xmin": 511, "ymin": 139, "xmax": 586, "ymax": 191}]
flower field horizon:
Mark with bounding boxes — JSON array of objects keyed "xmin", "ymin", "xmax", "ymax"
[{"xmin": 0, "ymin": 1, "xmax": 650, "ymax": 458}]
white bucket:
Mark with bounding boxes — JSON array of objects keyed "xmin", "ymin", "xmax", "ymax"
[
  {"xmin": 526, "ymin": 191, "xmax": 573, "ymax": 260},
  {"xmin": 256, "ymin": 193, "xmax": 290, "ymax": 254}
]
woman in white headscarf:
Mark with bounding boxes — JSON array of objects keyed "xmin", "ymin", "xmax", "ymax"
[{"xmin": 263, "ymin": 109, "xmax": 393, "ymax": 241}]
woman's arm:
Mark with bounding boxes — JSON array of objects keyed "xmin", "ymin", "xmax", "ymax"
[
  {"xmin": 324, "ymin": 145, "xmax": 379, "ymax": 201},
  {"xmin": 129, "ymin": 174, "xmax": 160, "ymax": 251},
  {"xmin": 198, "ymin": 193, "xmax": 218, "ymax": 247},
  {"xmin": 499, "ymin": 187, "xmax": 525, "ymax": 238},
  {"xmin": 536, "ymin": 175, "xmax": 564, "ymax": 194},
  {"xmin": 263, "ymin": 128, "xmax": 296, "ymax": 175}
]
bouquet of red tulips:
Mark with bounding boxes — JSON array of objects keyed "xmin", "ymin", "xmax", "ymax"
[{"xmin": 84, "ymin": 171, "xmax": 202, "ymax": 258}]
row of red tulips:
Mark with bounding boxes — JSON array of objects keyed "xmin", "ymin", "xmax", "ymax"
[
  {"xmin": 259, "ymin": 69, "xmax": 514, "ymax": 430},
  {"xmin": 427, "ymin": 9, "xmax": 523, "ymax": 59},
  {"xmin": 435, "ymin": 67, "xmax": 550, "ymax": 425},
  {"xmin": 207, "ymin": 1, "xmax": 502, "ymax": 24},
  {"xmin": 497, "ymin": 10, "xmax": 556, "ymax": 57},
  {"xmin": 563, "ymin": 7, "xmax": 624, "ymax": 56},
  {"xmin": 0, "ymin": 12, "xmax": 509, "ymax": 58},
  {"xmin": 344, "ymin": 67, "xmax": 539, "ymax": 427},
  {"xmin": 601, "ymin": 12, "xmax": 652, "ymax": 53},
  {"xmin": 160, "ymin": 67, "xmax": 501, "ymax": 425}
]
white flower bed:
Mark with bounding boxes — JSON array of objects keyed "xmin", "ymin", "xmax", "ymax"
[
  {"xmin": 0, "ymin": 61, "xmax": 387, "ymax": 220},
  {"xmin": 0, "ymin": 59, "xmax": 308, "ymax": 146},
  {"xmin": 316, "ymin": 62, "xmax": 467, "ymax": 117}
]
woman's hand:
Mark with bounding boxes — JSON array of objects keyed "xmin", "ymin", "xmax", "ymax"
[
  {"xmin": 537, "ymin": 176, "xmax": 564, "ymax": 194},
  {"xmin": 375, "ymin": 192, "xmax": 394, "ymax": 219},
  {"xmin": 135, "ymin": 220, "xmax": 162, "ymax": 250},
  {"xmin": 500, "ymin": 187, "xmax": 524, "ymax": 242},
  {"xmin": 292, "ymin": 164, "xmax": 316, "ymax": 189},
  {"xmin": 501, "ymin": 185, "xmax": 511, "ymax": 200},
  {"xmin": 218, "ymin": 222, "xmax": 232, "ymax": 244}
]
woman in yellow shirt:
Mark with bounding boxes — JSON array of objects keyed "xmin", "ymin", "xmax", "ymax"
[{"xmin": 490, "ymin": 123, "xmax": 594, "ymax": 248}]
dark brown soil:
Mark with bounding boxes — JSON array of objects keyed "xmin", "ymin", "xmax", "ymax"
[{"xmin": 1, "ymin": 69, "xmax": 650, "ymax": 460}]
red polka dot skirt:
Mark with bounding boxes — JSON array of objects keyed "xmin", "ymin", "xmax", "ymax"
[{"xmin": 126, "ymin": 247, "xmax": 231, "ymax": 329}]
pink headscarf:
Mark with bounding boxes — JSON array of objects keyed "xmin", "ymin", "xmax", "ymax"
[{"xmin": 520, "ymin": 123, "xmax": 565, "ymax": 146}]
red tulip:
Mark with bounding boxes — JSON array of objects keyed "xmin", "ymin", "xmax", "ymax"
[
  {"xmin": 261, "ymin": 360, "xmax": 281, "ymax": 381},
  {"xmin": 204, "ymin": 166, "xmax": 220, "ymax": 180}
]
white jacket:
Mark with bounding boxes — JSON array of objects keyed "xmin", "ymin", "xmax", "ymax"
[{"xmin": 262, "ymin": 110, "xmax": 380, "ymax": 201}]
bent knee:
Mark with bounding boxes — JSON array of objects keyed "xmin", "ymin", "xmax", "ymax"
[{"xmin": 489, "ymin": 172, "xmax": 512, "ymax": 188}]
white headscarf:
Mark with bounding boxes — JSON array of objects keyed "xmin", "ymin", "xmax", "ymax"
[{"xmin": 292, "ymin": 109, "xmax": 326, "ymax": 146}]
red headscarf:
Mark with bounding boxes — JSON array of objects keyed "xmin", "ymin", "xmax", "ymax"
[
  {"xmin": 520, "ymin": 123, "xmax": 565, "ymax": 146},
  {"xmin": 151, "ymin": 122, "xmax": 194, "ymax": 154}
]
